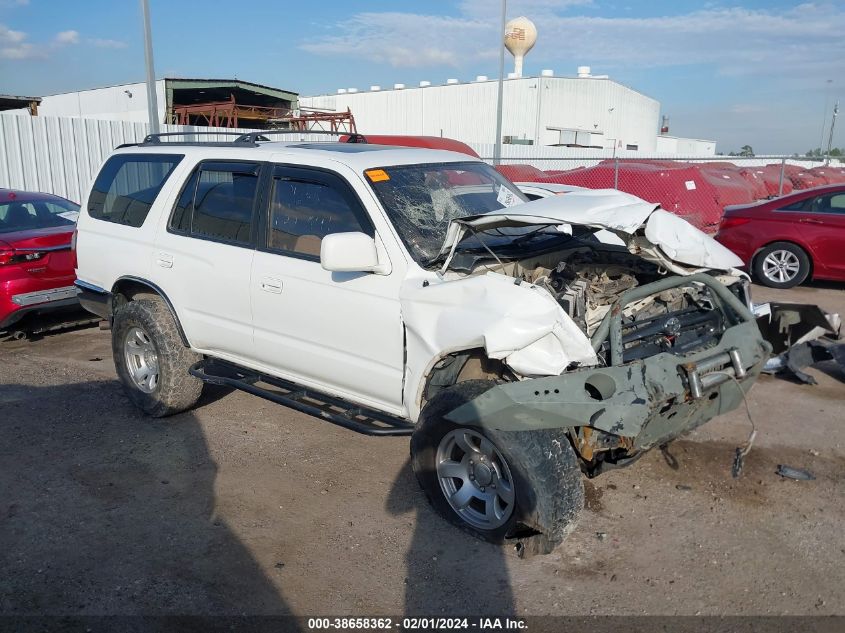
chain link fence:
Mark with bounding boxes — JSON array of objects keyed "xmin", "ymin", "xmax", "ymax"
[{"xmin": 485, "ymin": 155, "xmax": 845, "ymax": 232}]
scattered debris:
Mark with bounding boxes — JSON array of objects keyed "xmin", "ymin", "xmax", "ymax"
[
  {"xmin": 775, "ymin": 465, "xmax": 816, "ymax": 481},
  {"xmin": 675, "ymin": 484, "xmax": 692, "ymax": 491},
  {"xmin": 755, "ymin": 302, "xmax": 841, "ymax": 355},
  {"xmin": 660, "ymin": 443, "xmax": 679, "ymax": 470},
  {"xmin": 767, "ymin": 341, "xmax": 845, "ymax": 385},
  {"xmin": 755, "ymin": 302, "xmax": 843, "ymax": 384},
  {"xmin": 595, "ymin": 531, "xmax": 607, "ymax": 541}
]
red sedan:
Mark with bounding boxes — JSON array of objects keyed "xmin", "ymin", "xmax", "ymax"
[
  {"xmin": 0, "ymin": 189, "xmax": 80, "ymax": 333},
  {"xmin": 715, "ymin": 184, "xmax": 845, "ymax": 288}
]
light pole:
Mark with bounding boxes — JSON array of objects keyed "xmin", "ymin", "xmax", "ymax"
[
  {"xmin": 140, "ymin": 0, "xmax": 160, "ymax": 134},
  {"xmin": 493, "ymin": 0, "xmax": 507, "ymax": 166},
  {"xmin": 825, "ymin": 101, "xmax": 839, "ymax": 166},
  {"xmin": 818, "ymin": 79, "xmax": 833, "ymax": 156}
]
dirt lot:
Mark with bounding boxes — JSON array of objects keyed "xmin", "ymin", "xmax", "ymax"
[{"xmin": 1, "ymin": 282, "xmax": 844, "ymax": 617}]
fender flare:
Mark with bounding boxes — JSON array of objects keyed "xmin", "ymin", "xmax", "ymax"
[{"xmin": 112, "ymin": 276, "xmax": 191, "ymax": 347}]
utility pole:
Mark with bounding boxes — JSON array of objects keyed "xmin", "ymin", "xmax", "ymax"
[
  {"xmin": 818, "ymin": 79, "xmax": 832, "ymax": 156},
  {"xmin": 825, "ymin": 101, "xmax": 839, "ymax": 166},
  {"xmin": 140, "ymin": 0, "xmax": 160, "ymax": 134},
  {"xmin": 493, "ymin": 0, "xmax": 507, "ymax": 166}
]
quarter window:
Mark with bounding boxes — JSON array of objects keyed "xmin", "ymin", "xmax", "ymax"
[
  {"xmin": 811, "ymin": 193, "xmax": 845, "ymax": 214},
  {"xmin": 88, "ymin": 154, "xmax": 183, "ymax": 227},
  {"xmin": 269, "ymin": 169, "xmax": 371, "ymax": 258},
  {"xmin": 169, "ymin": 161, "xmax": 260, "ymax": 246},
  {"xmin": 777, "ymin": 199, "xmax": 809, "ymax": 212}
]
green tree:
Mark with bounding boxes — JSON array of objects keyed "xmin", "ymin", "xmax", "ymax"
[{"xmin": 739, "ymin": 145, "xmax": 754, "ymax": 157}]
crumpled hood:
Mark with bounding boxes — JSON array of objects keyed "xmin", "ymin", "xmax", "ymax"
[{"xmin": 440, "ymin": 188, "xmax": 743, "ymax": 273}]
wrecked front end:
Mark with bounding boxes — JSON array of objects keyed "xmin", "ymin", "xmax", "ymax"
[{"xmin": 443, "ymin": 272, "xmax": 771, "ymax": 476}]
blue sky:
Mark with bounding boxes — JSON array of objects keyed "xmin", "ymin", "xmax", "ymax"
[{"xmin": 1, "ymin": 0, "xmax": 843, "ymax": 154}]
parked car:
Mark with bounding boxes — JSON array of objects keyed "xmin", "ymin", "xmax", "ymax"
[
  {"xmin": 0, "ymin": 188, "xmax": 80, "ymax": 333},
  {"xmin": 74, "ymin": 132, "xmax": 769, "ymax": 554},
  {"xmin": 716, "ymin": 185, "xmax": 845, "ymax": 288}
]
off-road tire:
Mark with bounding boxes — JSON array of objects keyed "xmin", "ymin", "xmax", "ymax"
[
  {"xmin": 753, "ymin": 242, "xmax": 811, "ymax": 289},
  {"xmin": 112, "ymin": 298, "xmax": 202, "ymax": 417},
  {"xmin": 411, "ymin": 380, "xmax": 584, "ymax": 555}
]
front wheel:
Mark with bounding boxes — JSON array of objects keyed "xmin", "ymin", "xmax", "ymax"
[
  {"xmin": 112, "ymin": 298, "xmax": 202, "ymax": 417},
  {"xmin": 753, "ymin": 242, "xmax": 811, "ymax": 288},
  {"xmin": 410, "ymin": 380, "xmax": 584, "ymax": 555}
]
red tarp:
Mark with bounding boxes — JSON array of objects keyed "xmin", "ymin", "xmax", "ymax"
[
  {"xmin": 807, "ymin": 166, "xmax": 845, "ymax": 185},
  {"xmin": 537, "ymin": 160, "xmax": 722, "ymax": 230},
  {"xmin": 495, "ymin": 164, "xmax": 550, "ymax": 183}
]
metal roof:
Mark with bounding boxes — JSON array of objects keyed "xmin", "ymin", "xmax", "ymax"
[
  {"xmin": 164, "ymin": 78, "xmax": 298, "ymax": 99},
  {"xmin": 0, "ymin": 94, "xmax": 42, "ymax": 111}
]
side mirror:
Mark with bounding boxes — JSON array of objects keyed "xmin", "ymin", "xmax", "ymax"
[{"xmin": 320, "ymin": 232, "xmax": 382, "ymax": 273}]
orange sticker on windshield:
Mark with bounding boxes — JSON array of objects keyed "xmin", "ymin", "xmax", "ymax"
[{"xmin": 365, "ymin": 169, "xmax": 390, "ymax": 182}]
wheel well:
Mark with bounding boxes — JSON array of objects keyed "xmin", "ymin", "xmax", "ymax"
[
  {"xmin": 421, "ymin": 348, "xmax": 513, "ymax": 409},
  {"xmin": 752, "ymin": 240, "xmax": 813, "ymax": 277},
  {"xmin": 111, "ymin": 278, "xmax": 190, "ymax": 346}
]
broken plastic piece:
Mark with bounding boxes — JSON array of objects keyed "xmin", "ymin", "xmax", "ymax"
[
  {"xmin": 764, "ymin": 341, "xmax": 845, "ymax": 385},
  {"xmin": 756, "ymin": 302, "xmax": 841, "ymax": 356},
  {"xmin": 775, "ymin": 465, "xmax": 816, "ymax": 481}
]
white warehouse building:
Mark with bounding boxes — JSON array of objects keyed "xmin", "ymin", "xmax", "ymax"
[{"xmin": 300, "ymin": 69, "xmax": 715, "ymax": 155}]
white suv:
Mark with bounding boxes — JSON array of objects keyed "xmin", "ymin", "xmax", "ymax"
[{"xmin": 75, "ymin": 132, "xmax": 770, "ymax": 554}]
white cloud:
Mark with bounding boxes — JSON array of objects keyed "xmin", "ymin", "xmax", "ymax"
[
  {"xmin": 458, "ymin": 0, "xmax": 593, "ymax": 16},
  {"xmin": 0, "ymin": 22, "xmax": 40, "ymax": 59},
  {"xmin": 301, "ymin": 2, "xmax": 845, "ymax": 85},
  {"xmin": 87, "ymin": 38, "xmax": 127, "ymax": 49},
  {"xmin": 301, "ymin": 12, "xmax": 492, "ymax": 68},
  {"xmin": 0, "ymin": 25, "xmax": 86, "ymax": 60},
  {"xmin": 0, "ymin": 0, "xmax": 30, "ymax": 8},
  {"xmin": 53, "ymin": 29, "xmax": 79, "ymax": 46}
]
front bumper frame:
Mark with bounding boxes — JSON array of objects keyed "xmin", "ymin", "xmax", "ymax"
[{"xmin": 445, "ymin": 273, "xmax": 771, "ymax": 452}]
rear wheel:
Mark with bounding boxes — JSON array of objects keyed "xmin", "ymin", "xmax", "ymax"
[
  {"xmin": 411, "ymin": 380, "xmax": 584, "ymax": 555},
  {"xmin": 112, "ymin": 298, "xmax": 202, "ymax": 417},
  {"xmin": 753, "ymin": 242, "xmax": 810, "ymax": 288}
]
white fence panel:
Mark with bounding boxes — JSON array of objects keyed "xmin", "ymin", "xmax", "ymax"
[
  {"xmin": 3, "ymin": 114, "xmax": 842, "ymax": 199},
  {"xmin": 0, "ymin": 115, "xmax": 263, "ymax": 200}
]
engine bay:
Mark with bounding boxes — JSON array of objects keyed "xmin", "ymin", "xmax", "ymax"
[{"xmin": 494, "ymin": 243, "xmax": 736, "ymax": 365}]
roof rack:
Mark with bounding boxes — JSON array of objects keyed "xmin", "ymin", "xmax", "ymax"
[
  {"xmin": 235, "ymin": 130, "xmax": 367, "ymax": 144},
  {"xmin": 139, "ymin": 130, "xmax": 367, "ymax": 147}
]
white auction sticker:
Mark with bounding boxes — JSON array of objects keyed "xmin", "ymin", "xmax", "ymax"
[
  {"xmin": 684, "ymin": 180, "xmax": 697, "ymax": 191},
  {"xmin": 496, "ymin": 185, "xmax": 521, "ymax": 207}
]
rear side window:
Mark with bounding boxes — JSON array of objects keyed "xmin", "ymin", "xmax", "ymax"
[
  {"xmin": 169, "ymin": 161, "xmax": 261, "ymax": 246},
  {"xmin": 776, "ymin": 199, "xmax": 809, "ymax": 212},
  {"xmin": 0, "ymin": 198, "xmax": 79, "ymax": 234},
  {"xmin": 811, "ymin": 193, "xmax": 845, "ymax": 215},
  {"xmin": 88, "ymin": 154, "xmax": 183, "ymax": 227}
]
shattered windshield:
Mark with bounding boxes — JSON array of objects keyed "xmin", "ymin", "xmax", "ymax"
[{"xmin": 365, "ymin": 162, "xmax": 531, "ymax": 265}]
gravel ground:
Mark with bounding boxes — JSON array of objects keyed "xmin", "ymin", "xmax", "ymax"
[{"xmin": 1, "ymin": 282, "xmax": 843, "ymax": 617}]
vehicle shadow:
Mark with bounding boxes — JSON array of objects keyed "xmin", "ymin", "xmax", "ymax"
[
  {"xmin": 0, "ymin": 308, "xmax": 99, "ymax": 341},
  {"xmin": 0, "ymin": 379, "xmax": 296, "ymax": 625},
  {"xmin": 385, "ymin": 458, "xmax": 517, "ymax": 617}
]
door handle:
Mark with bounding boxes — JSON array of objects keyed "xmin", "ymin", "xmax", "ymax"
[
  {"xmin": 260, "ymin": 277, "xmax": 283, "ymax": 294},
  {"xmin": 156, "ymin": 252, "xmax": 174, "ymax": 268},
  {"xmin": 799, "ymin": 217, "xmax": 823, "ymax": 224}
]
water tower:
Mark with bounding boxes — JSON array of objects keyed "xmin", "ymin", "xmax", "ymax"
[{"xmin": 504, "ymin": 16, "xmax": 537, "ymax": 78}]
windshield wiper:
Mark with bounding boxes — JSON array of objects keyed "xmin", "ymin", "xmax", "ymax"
[
  {"xmin": 422, "ymin": 252, "xmax": 446, "ymax": 268},
  {"xmin": 508, "ymin": 225, "xmax": 563, "ymax": 246}
]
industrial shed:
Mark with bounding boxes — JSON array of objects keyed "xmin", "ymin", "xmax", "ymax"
[
  {"xmin": 33, "ymin": 78, "xmax": 298, "ymax": 129},
  {"xmin": 300, "ymin": 69, "xmax": 673, "ymax": 153}
]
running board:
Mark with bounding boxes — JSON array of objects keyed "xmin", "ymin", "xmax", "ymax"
[{"xmin": 189, "ymin": 359, "xmax": 414, "ymax": 437}]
